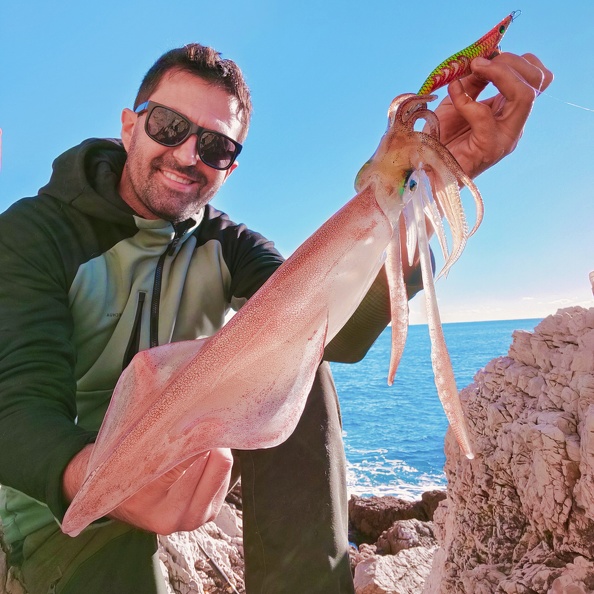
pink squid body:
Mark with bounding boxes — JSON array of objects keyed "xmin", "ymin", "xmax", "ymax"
[{"xmin": 62, "ymin": 185, "xmax": 398, "ymax": 536}]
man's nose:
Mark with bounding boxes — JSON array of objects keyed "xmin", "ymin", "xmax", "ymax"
[{"xmin": 171, "ymin": 135, "xmax": 198, "ymax": 167}]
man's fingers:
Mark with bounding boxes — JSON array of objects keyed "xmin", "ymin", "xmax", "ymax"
[
  {"xmin": 454, "ymin": 67, "xmax": 491, "ymax": 101},
  {"xmin": 160, "ymin": 451, "xmax": 211, "ymax": 488},
  {"xmin": 471, "ymin": 53, "xmax": 550, "ymax": 145},
  {"xmin": 471, "ymin": 53, "xmax": 551, "ymax": 111},
  {"xmin": 447, "ymin": 80, "xmax": 497, "ymax": 141},
  {"xmin": 465, "ymin": 52, "xmax": 552, "ymax": 99},
  {"xmin": 183, "ymin": 448, "xmax": 234, "ymax": 529},
  {"xmin": 168, "ymin": 448, "xmax": 234, "ymax": 531},
  {"xmin": 519, "ymin": 53, "xmax": 554, "ymax": 92}
]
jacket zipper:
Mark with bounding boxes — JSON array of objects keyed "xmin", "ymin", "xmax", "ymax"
[
  {"xmin": 149, "ymin": 219, "xmax": 194, "ymax": 348},
  {"xmin": 150, "ymin": 251, "xmax": 168, "ymax": 348},
  {"xmin": 122, "ymin": 291, "xmax": 146, "ymax": 370}
]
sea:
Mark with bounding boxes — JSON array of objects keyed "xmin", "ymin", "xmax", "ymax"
[{"xmin": 330, "ymin": 318, "xmax": 543, "ymax": 500}]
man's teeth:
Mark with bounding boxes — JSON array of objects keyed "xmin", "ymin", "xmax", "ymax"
[{"xmin": 163, "ymin": 170, "xmax": 193, "ymax": 185}]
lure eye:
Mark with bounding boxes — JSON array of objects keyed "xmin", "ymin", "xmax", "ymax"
[
  {"xmin": 499, "ymin": 25, "xmax": 506, "ymax": 33},
  {"xmin": 409, "ymin": 179, "xmax": 418, "ymax": 191}
]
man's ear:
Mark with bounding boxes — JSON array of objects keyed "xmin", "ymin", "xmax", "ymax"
[
  {"xmin": 120, "ymin": 108, "xmax": 137, "ymax": 151},
  {"xmin": 223, "ymin": 161, "xmax": 239, "ymax": 181}
]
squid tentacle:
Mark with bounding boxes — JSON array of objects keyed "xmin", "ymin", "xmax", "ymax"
[
  {"xmin": 420, "ymin": 131, "xmax": 484, "ymax": 235},
  {"xmin": 407, "ymin": 169, "xmax": 474, "ymax": 459},
  {"xmin": 417, "ymin": 169, "xmax": 450, "ymax": 268},
  {"xmin": 433, "ymin": 173, "xmax": 469, "ymax": 278},
  {"xmin": 385, "ymin": 224, "xmax": 409, "ymax": 386},
  {"xmin": 365, "ymin": 93, "xmax": 483, "ymax": 458}
]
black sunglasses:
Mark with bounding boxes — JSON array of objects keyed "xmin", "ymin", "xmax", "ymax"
[{"xmin": 134, "ymin": 100, "xmax": 242, "ymax": 171}]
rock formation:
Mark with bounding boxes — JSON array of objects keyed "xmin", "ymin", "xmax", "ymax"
[
  {"xmin": 352, "ymin": 519, "xmax": 439, "ymax": 594},
  {"xmin": 349, "ymin": 491, "xmax": 446, "ymax": 543},
  {"xmin": 426, "ymin": 306, "xmax": 594, "ymax": 593},
  {"xmin": 159, "ymin": 500, "xmax": 245, "ymax": 594},
  {"xmin": 347, "ymin": 492, "xmax": 445, "ymax": 593}
]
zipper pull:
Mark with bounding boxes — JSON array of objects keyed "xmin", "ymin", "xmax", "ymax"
[{"xmin": 168, "ymin": 218, "xmax": 195, "ymax": 255}]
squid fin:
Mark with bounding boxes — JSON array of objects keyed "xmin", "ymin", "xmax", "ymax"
[{"xmin": 63, "ymin": 322, "xmax": 328, "ymax": 536}]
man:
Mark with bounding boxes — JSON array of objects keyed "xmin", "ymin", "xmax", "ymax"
[{"xmin": 0, "ymin": 44, "xmax": 551, "ymax": 593}]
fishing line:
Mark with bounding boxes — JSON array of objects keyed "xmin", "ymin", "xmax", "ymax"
[{"xmin": 539, "ymin": 92, "xmax": 594, "ymax": 113}]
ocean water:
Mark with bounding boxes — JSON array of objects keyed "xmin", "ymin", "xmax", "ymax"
[{"xmin": 330, "ymin": 318, "xmax": 542, "ymax": 500}]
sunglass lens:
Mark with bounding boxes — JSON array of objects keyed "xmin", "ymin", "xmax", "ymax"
[
  {"xmin": 147, "ymin": 106, "xmax": 191, "ymax": 146},
  {"xmin": 199, "ymin": 132, "xmax": 236, "ymax": 169}
]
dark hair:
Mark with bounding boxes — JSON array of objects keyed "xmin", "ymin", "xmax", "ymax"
[{"xmin": 134, "ymin": 43, "xmax": 252, "ymax": 140}]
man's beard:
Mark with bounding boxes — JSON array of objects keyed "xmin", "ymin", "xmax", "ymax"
[{"xmin": 133, "ymin": 155, "xmax": 210, "ymax": 222}]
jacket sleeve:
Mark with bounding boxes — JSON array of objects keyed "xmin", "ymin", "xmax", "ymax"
[
  {"xmin": 0, "ymin": 200, "xmax": 97, "ymax": 522},
  {"xmin": 323, "ymin": 259, "xmax": 425, "ymax": 363}
]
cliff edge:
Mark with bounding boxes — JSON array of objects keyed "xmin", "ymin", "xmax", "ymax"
[{"xmin": 426, "ymin": 306, "xmax": 594, "ymax": 593}]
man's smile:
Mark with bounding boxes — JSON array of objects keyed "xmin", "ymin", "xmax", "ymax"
[{"xmin": 160, "ymin": 169, "xmax": 198, "ymax": 186}]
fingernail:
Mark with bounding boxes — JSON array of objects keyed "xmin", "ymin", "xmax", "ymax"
[{"xmin": 473, "ymin": 57, "xmax": 490, "ymax": 67}]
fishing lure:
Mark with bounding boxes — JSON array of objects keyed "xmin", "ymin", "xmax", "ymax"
[{"xmin": 418, "ymin": 11, "xmax": 520, "ymax": 95}]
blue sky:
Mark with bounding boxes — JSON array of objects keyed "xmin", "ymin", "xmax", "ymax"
[{"xmin": 1, "ymin": 0, "xmax": 593, "ymax": 323}]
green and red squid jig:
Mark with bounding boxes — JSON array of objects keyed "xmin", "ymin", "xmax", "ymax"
[{"xmin": 418, "ymin": 11, "xmax": 521, "ymax": 95}]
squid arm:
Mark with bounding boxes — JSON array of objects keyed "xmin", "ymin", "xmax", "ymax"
[{"xmin": 405, "ymin": 169, "xmax": 474, "ymax": 457}]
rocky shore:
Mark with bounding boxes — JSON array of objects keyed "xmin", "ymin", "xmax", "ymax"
[
  {"xmin": 426, "ymin": 306, "xmax": 594, "ymax": 593},
  {"xmin": 0, "ymin": 484, "xmax": 446, "ymax": 594},
  {"xmin": 2, "ymin": 306, "xmax": 593, "ymax": 593},
  {"xmin": 155, "ymin": 487, "xmax": 448, "ymax": 594}
]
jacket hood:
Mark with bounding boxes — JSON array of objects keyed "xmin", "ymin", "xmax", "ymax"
[{"xmin": 39, "ymin": 138, "xmax": 137, "ymax": 227}]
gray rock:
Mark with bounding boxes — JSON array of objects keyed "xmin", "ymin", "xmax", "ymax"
[{"xmin": 426, "ymin": 307, "xmax": 594, "ymax": 594}]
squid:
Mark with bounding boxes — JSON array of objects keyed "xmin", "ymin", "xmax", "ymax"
[{"xmin": 62, "ymin": 14, "xmax": 518, "ymax": 537}]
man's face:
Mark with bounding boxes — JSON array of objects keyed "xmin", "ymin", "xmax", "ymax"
[{"xmin": 119, "ymin": 70, "xmax": 244, "ymax": 222}]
